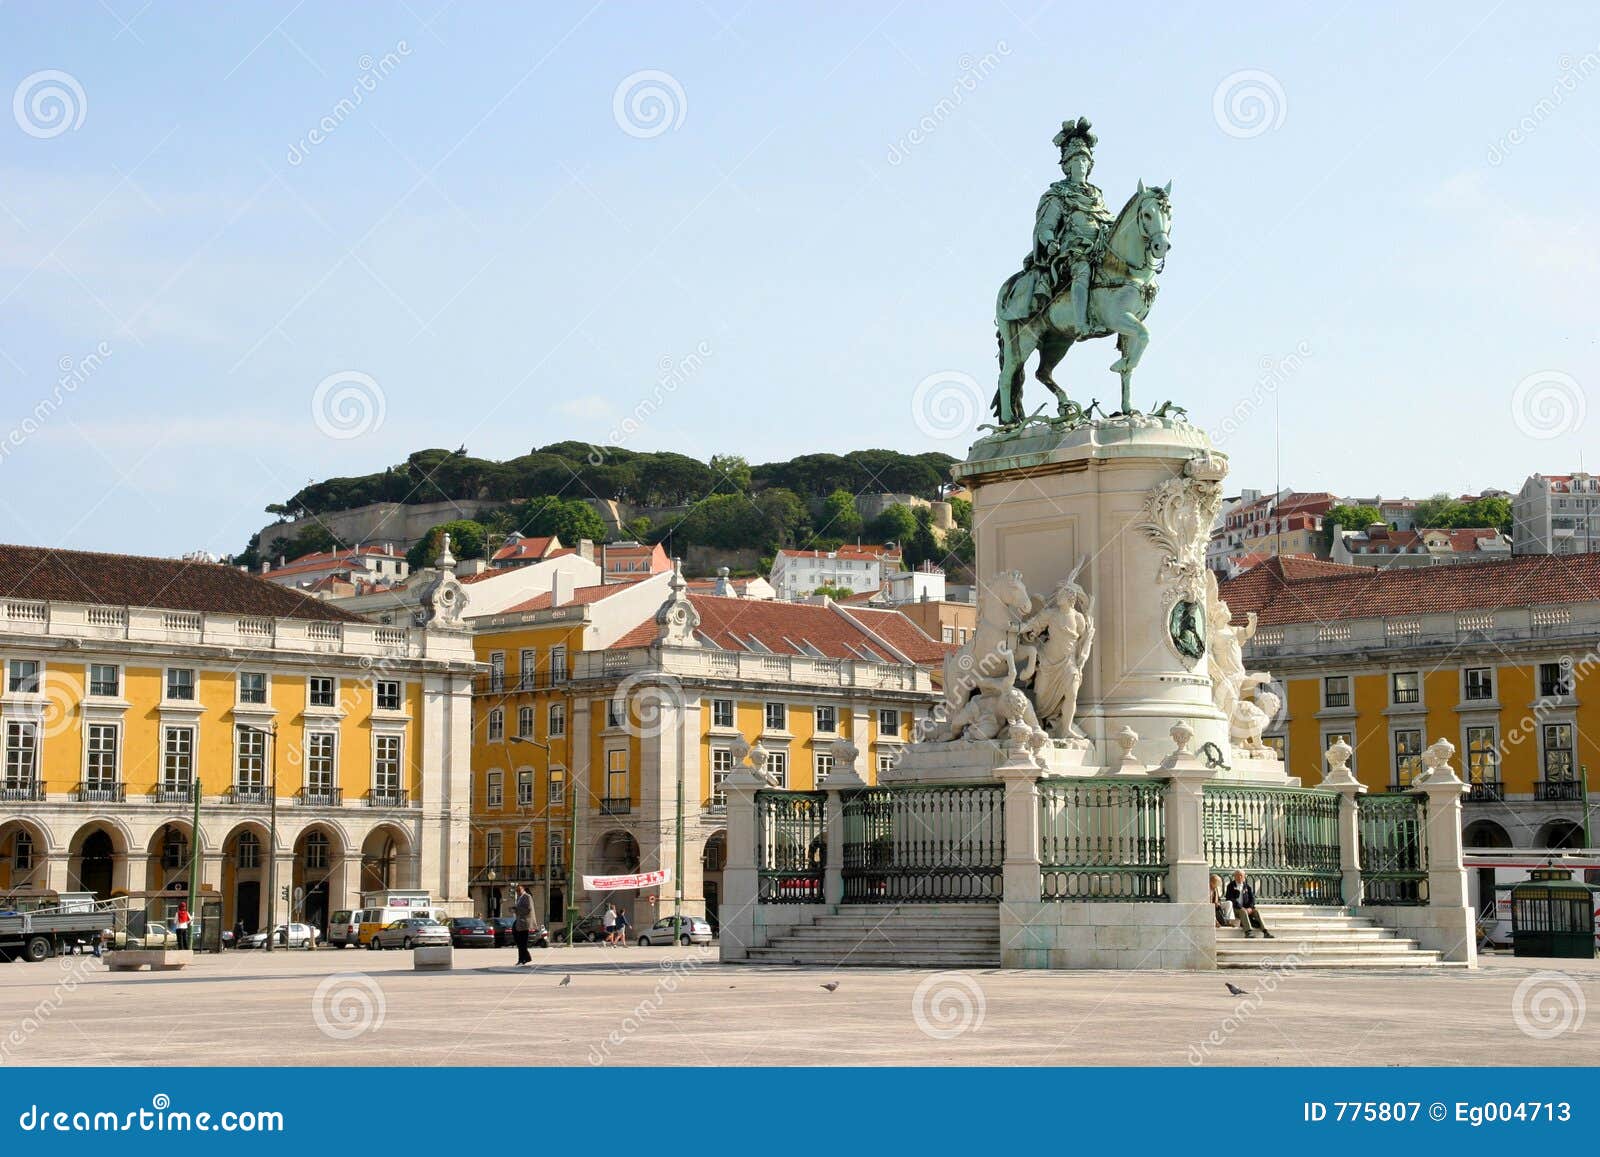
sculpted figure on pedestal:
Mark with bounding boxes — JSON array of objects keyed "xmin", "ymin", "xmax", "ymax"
[
  {"xmin": 1205, "ymin": 572, "xmax": 1279, "ymax": 754},
  {"xmin": 1020, "ymin": 559, "xmax": 1095, "ymax": 740}
]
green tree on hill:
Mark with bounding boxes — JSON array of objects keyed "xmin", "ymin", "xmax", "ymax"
[{"xmin": 818, "ymin": 489, "xmax": 864, "ymax": 539}]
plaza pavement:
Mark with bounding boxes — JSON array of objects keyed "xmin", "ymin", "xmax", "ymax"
[{"xmin": 0, "ymin": 945, "xmax": 1594, "ymax": 1067}]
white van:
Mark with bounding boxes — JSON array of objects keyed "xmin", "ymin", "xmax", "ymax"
[{"xmin": 352, "ymin": 905, "xmax": 446, "ymax": 948}]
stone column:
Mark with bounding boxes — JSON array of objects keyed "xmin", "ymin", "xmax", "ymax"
[
  {"xmin": 1162, "ymin": 761, "xmax": 1215, "ymax": 907},
  {"xmin": 995, "ymin": 764, "xmax": 1043, "ymax": 905},
  {"xmin": 1415, "ymin": 771, "xmax": 1475, "ymax": 963},
  {"xmin": 1321, "ymin": 740, "xmax": 1366, "ymax": 905},
  {"xmin": 718, "ymin": 769, "xmax": 764, "ymax": 961},
  {"xmin": 821, "ymin": 762, "xmax": 865, "ymax": 906}
]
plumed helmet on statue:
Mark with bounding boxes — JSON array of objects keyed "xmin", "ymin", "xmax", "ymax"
[{"xmin": 1053, "ymin": 117, "xmax": 1097, "ymax": 172}]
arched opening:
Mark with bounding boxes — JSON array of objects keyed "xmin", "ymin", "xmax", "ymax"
[
  {"xmin": 70, "ymin": 824, "xmax": 125, "ymax": 900},
  {"xmin": 293, "ymin": 825, "xmax": 344, "ymax": 940},
  {"xmin": 0, "ymin": 819, "xmax": 50, "ymax": 901},
  {"xmin": 360, "ymin": 825, "xmax": 413, "ymax": 894},
  {"xmin": 222, "ymin": 823, "xmax": 270, "ymax": 934},
  {"xmin": 1464, "ymin": 820, "xmax": 1512, "ymax": 849},
  {"xmin": 1538, "ymin": 820, "xmax": 1585, "ymax": 851},
  {"xmin": 701, "ymin": 830, "xmax": 726, "ymax": 937},
  {"xmin": 146, "ymin": 822, "xmax": 194, "ymax": 895},
  {"xmin": 594, "ymin": 830, "xmax": 641, "ymax": 875}
]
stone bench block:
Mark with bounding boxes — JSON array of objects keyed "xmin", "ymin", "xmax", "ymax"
[
  {"xmin": 413, "ymin": 945, "xmax": 453, "ymax": 971},
  {"xmin": 106, "ymin": 949, "xmax": 193, "ymax": 972}
]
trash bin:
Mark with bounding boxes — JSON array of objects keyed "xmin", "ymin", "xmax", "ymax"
[{"xmin": 1508, "ymin": 868, "xmax": 1599, "ymax": 959}]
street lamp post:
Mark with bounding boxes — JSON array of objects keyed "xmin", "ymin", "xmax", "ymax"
[{"xmin": 237, "ymin": 724, "xmax": 279, "ymax": 953}]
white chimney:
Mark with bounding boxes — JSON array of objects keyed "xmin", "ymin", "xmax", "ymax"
[
  {"xmin": 455, "ymin": 559, "xmax": 487, "ymax": 577},
  {"xmin": 552, "ymin": 570, "xmax": 576, "ymax": 607}
]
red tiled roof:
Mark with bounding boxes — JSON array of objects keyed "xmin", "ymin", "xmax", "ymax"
[
  {"xmin": 776, "ymin": 545, "xmax": 902, "ymax": 561},
  {"xmin": 492, "ymin": 536, "xmax": 558, "ymax": 562},
  {"xmin": 0, "ymin": 544, "xmax": 361, "ymax": 622},
  {"xmin": 841, "ymin": 606, "xmax": 953, "ymax": 664},
  {"xmin": 499, "ymin": 579, "xmax": 644, "ymax": 615},
  {"xmin": 679, "ymin": 595, "xmax": 902, "ymax": 662},
  {"xmin": 1218, "ymin": 552, "xmax": 1600, "ymax": 627}
]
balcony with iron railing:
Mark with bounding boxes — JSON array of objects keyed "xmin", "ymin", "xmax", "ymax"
[
  {"xmin": 470, "ymin": 863, "xmax": 547, "ymax": 884},
  {"xmin": 72, "ymin": 782, "xmax": 125, "ymax": 803},
  {"xmin": 1534, "ymin": 779, "xmax": 1584, "ymax": 802},
  {"xmin": 1, "ymin": 780, "xmax": 46, "ymax": 802},
  {"xmin": 297, "ymin": 786, "xmax": 343, "ymax": 806},
  {"xmin": 473, "ymin": 670, "xmax": 568, "ymax": 695},
  {"xmin": 224, "ymin": 784, "xmax": 270, "ymax": 805},
  {"xmin": 1464, "ymin": 780, "xmax": 1505, "ymax": 803},
  {"xmin": 151, "ymin": 783, "xmax": 198, "ymax": 805},
  {"xmin": 366, "ymin": 789, "xmax": 411, "ymax": 808},
  {"xmin": 600, "ymin": 796, "xmax": 632, "ymax": 815}
]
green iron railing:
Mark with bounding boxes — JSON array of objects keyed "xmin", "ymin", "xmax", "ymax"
[
  {"xmin": 755, "ymin": 790, "xmax": 827, "ymax": 904},
  {"xmin": 1039, "ymin": 778, "xmax": 1169, "ymax": 901},
  {"xmin": 1203, "ymin": 783, "xmax": 1343, "ymax": 904},
  {"xmin": 1357, "ymin": 792, "xmax": 1429, "ymax": 905},
  {"xmin": 842, "ymin": 783, "xmax": 1004, "ymax": 903}
]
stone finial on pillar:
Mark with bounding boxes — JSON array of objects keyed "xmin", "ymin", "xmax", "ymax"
[
  {"xmin": 1321, "ymin": 738, "xmax": 1367, "ymax": 905},
  {"xmin": 1169, "ymin": 719, "xmax": 1194, "ymax": 755},
  {"xmin": 1112, "ymin": 725, "xmax": 1145, "ymax": 775},
  {"xmin": 1404, "ymin": 738, "xmax": 1475, "ymax": 964}
]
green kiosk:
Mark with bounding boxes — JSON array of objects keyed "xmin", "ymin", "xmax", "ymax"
[{"xmin": 1506, "ymin": 868, "xmax": 1599, "ymax": 959}]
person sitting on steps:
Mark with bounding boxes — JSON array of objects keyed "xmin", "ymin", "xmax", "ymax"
[{"xmin": 1226, "ymin": 870, "xmax": 1274, "ymax": 939}]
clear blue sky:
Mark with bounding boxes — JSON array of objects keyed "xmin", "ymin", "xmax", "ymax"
[{"xmin": 2, "ymin": 2, "xmax": 1596, "ymax": 556}]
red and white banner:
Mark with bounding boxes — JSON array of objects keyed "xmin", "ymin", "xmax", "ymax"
[{"xmin": 583, "ymin": 868, "xmax": 671, "ymax": 892}]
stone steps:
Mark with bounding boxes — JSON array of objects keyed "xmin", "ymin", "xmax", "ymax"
[
  {"xmin": 1217, "ymin": 905, "xmax": 1445, "ymax": 969},
  {"xmin": 753, "ymin": 904, "xmax": 1001, "ymax": 968}
]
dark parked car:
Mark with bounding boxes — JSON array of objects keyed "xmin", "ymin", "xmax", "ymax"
[
  {"xmin": 553, "ymin": 915, "xmax": 606, "ymax": 944},
  {"xmin": 446, "ymin": 917, "xmax": 495, "ymax": 949},
  {"xmin": 487, "ymin": 916, "xmax": 549, "ymax": 948}
]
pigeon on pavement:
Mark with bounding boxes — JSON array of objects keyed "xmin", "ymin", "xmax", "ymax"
[
  {"xmin": 558, "ymin": 974, "xmax": 572, "ymax": 987},
  {"xmin": 820, "ymin": 981, "xmax": 840, "ymax": 993},
  {"xmin": 1225, "ymin": 982, "xmax": 1248, "ymax": 996}
]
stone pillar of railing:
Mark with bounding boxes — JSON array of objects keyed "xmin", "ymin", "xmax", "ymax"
[
  {"xmin": 994, "ymin": 750, "xmax": 1043, "ymax": 906},
  {"xmin": 1411, "ymin": 739, "xmax": 1475, "ymax": 963},
  {"xmin": 1158, "ymin": 722, "xmax": 1216, "ymax": 909},
  {"xmin": 718, "ymin": 768, "xmax": 765, "ymax": 962},
  {"xmin": 820, "ymin": 741, "xmax": 865, "ymax": 907},
  {"xmin": 1320, "ymin": 738, "xmax": 1367, "ymax": 906}
]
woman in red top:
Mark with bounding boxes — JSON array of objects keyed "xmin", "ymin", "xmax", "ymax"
[{"xmin": 174, "ymin": 901, "xmax": 191, "ymax": 950}]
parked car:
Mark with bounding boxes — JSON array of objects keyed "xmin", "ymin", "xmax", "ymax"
[
  {"xmin": 486, "ymin": 916, "xmax": 551, "ymax": 948},
  {"xmin": 108, "ymin": 923, "xmax": 175, "ymax": 949},
  {"xmin": 327, "ymin": 910, "xmax": 359, "ymax": 948},
  {"xmin": 238, "ymin": 923, "xmax": 319, "ymax": 950},
  {"xmin": 553, "ymin": 916, "xmax": 606, "ymax": 944},
  {"xmin": 446, "ymin": 917, "xmax": 495, "ymax": 949},
  {"xmin": 369, "ymin": 918, "xmax": 451, "ymax": 950},
  {"xmin": 635, "ymin": 916, "xmax": 714, "ymax": 946}
]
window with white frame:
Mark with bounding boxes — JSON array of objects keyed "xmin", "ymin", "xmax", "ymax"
[
  {"xmin": 235, "ymin": 726, "xmax": 265, "ymax": 790},
  {"xmin": 487, "ymin": 770, "xmax": 504, "ymax": 808},
  {"xmin": 374, "ymin": 734, "xmax": 402, "ymax": 796},
  {"xmin": 764, "ymin": 701, "xmax": 786, "ymax": 731},
  {"xmin": 13, "ymin": 830, "xmax": 34, "ymax": 870},
  {"xmin": 711, "ymin": 698, "xmax": 735, "ymax": 729},
  {"xmin": 236, "ymin": 831, "xmax": 260, "ymax": 868},
  {"xmin": 519, "ymin": 649, "xmax": 536, "ymax": 688},
  {"xmin": 550, "ymin": 646, "xmax": 568, "ymax": 682},
  {"xmin": 305, "ymin": 732, "xmax": 337, "ymax": 793},
  {"xmin": 516, "ymin": 831, "xmax": 533, "ymax": 870},
  {"xmin": 1323, "ymin": 675, "xmax": 1350, "ymax": 709},
  {"xmin": 517, "ymin": 706, "xmax": 535, "ymax": 738},
  {"xmin": 88, "ymin": 663, "xmax": 120, "ymax": 698},
  {"xmin": 4, "ymin": 722, "xmax": 38, "ymax": 791},
  {"xmin": 548, "ymin": 703, "xmax": 566, "ymax": 737},
  {"xmin": 238, "ymin": 671, "xmax": 267, "ymax": 705},
  {"xmin": 878, "ymin": 708, "xmax": 901, "ymax": 737},
  {"xmin": 1543, "ymin": 723, "xmax": 1575, "ymax": 781},
  {"xmin": 165, "ymin": 667, "xmax": 195, "ymax": 701},
  {"xmin": 7, "ymin": 659, "xmax": 40, "ymax": 694},
  {"xmin": 487, "ymin": 708, "xmax": 504, "ymax": 742},
  {"xmin": 308, "ymin": 675, "xmax": 337, "ymax": 708},
  {"xmin": 485, "ymin": 831, "xmax": 503, "ymax": 869},
  {"xmin": 375, "ymin": 679, "xmax": 401, "ymax": 711},
  {"xmin": 1391, "ymin": 672, "xmax": 1420, "ymax": 706},
  {"xmin": 605, "ymin": 697, "xmax": 625, "ymax": 729},
  {"xmin": 814, "ymin": 751, "xmax": 834, "ymax": 783},
  {"xmin": 517, "ymin": 768, "xmax": 534, "ymax": 806},
  {"xmin": 1463, "ymin": 667, "xmax": 1494, "ymax": 701},
  {"xmin": 162, "ymin": 726, "xmax": 194, "ymax": 792},
  {"xmin": 606, "ymin": 749, "xmax": 629, "ymax": 803},
  {"xmin": 815, "ymin": 705, "xmax": 837, "ymax": 733},
  {"xmin": 85, "ymin": 723, "xmax": 119, "ymax": 788},
  {"xmin": 548, "ymin": 831, "xmax": 565, "ymax": 870},
  {"xmin": 877, "ymin": 751, "xmax": 896, "ymax": 776},
  {"xmin": 305, "ymin": 830, "xmax": 330, "ymax": 870},
  {"xmin": 488, "ymin": 652, "xmax": 505, "ymax": 692},
  {"xmin": 1465, "ymin": 726, "xmax": 1498, "ymax": 784},
  {"xmin": 1539, "ymin": 662, "xmax": 1573, "ymax": 699},
  {"xmin": 1393, "ymin": 729, "xmax": 1423, "ymax": 787},
  {"xmin": 766, "ymin": 749, "xmax": 788, "ymax": 788},
  {"xmin": 710, "ymin": 748, "xmax": 732, "ymax": 807},
  {"xmin": 548, "ymin": 767, "xmax": 566, "ymax": 806}
]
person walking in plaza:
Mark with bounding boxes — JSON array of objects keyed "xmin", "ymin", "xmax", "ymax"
[
  {"xmin": 512, "ymin": 884, "xmax": 534, "ymax": 966},
  {"xmin": 602, "ymin": 903, "xmax": 617, "ymax": 946},
  {"xmin": 613, "ymin": 906, "xmax": 629, "ymax": 947},
  {"xmin": 1226, "ymin": 870, "xmax": 1273, "ymax": 939},
  {"xmin": 174, "ymin": 901, "xmax": 191, "ymax": 950}
]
